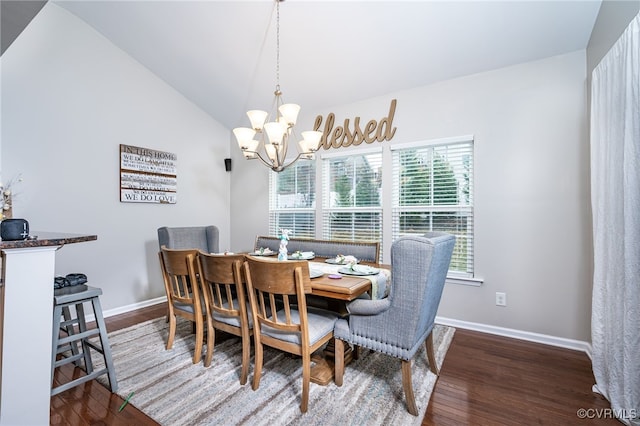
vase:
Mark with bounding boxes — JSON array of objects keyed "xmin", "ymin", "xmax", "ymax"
[{"xmin": 2, "ymin": 204, "xmax": 12, "ymax": 220}]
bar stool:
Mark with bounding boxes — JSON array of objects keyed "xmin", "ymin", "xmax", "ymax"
[{"xmin": 51, "ymin": 285, "xmax": 118, "ymax": 396}]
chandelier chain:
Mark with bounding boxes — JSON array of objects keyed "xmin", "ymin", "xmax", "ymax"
[{"xmin": 275, "ymin": 0, "xmax": 280, "ymax": 92}]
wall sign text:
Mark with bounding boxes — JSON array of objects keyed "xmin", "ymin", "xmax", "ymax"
[
  {"xmin": 313, "ymin": 99, "xmax": 397, "ymax": 150},
  {"xmin": 120, "ymin": 144, "xmax": 177, "ymax": 204}
]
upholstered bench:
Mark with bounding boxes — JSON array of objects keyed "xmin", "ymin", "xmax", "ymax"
[{"xmin": 253, "ymin": 236, "xmax": 380, "ymax": 263}]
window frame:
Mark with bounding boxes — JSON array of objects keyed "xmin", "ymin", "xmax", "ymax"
[{"xmin": 267, "ymin": 137, "xmax": 482, "ymax": 285}]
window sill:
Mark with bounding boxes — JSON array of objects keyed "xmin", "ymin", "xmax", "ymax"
[{"xmin": 446, "ymin": 275, "xmax": 483, "ymax": 287}]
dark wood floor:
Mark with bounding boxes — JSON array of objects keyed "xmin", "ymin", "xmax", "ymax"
[{"xmin": 51, "ymin": 304, "xmax": 616, "ymax": 425}]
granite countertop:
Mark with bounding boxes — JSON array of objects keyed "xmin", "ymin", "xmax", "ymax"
[{"xmin": 0, "ymin": 232, "xmax": 97, "ymax": 249}]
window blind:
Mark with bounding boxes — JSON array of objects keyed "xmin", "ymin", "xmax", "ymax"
[
  {"xmin": 322, "ymin": 152, "xmax": 383, "ymax": 260},
  {"xmin": 268, "ymin": 161, "xmax": 316, "ymax": 238},
  {"xmin": 391, "ymin": 138, "xmax": 474, "ymax": 276}
]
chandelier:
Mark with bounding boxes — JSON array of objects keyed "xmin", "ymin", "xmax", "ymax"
[{"xmin": 233, "ymin": 0, "xmax": 322, "ymax": 173}]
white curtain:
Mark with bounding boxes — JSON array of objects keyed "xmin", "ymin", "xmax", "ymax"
[{"xmin": 590, "ymin": 12, "xmax": 640, "ymax": 426}]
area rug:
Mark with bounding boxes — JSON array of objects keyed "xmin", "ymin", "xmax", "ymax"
[{"xmin": 96, "ymin": 317, "xmax": 455, "ymax": 425}]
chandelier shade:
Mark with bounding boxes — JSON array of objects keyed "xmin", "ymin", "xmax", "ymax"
[
  {"xmin": 233, "ymin": 0, "xmax": 321, "ymax": 173},
  {"xmin": 247, "ymin": 110, "xmax": 268, "ymax": 130},
  {"xmin": 278, "ymin": 103, "xmax": 300, "ymax": 126}
]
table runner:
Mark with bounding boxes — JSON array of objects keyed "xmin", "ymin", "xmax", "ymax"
[{"xmin": 309, "ymin": 261, "xmax": 390, "ymax": 299}]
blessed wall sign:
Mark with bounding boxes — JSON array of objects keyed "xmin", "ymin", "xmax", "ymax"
[{"xmin": 313, "ymin": 99, "xmax": 397, "ymax": 150}]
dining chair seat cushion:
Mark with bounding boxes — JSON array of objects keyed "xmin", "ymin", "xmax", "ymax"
[
  {"xmin": 346, "ymin": 298, "xmax": 391, "ymax": 316},
  {"xmin": 174, "ymin": 296, "xmax": 206, "ymax": 315},
  {"xmin": 261, "ymin": 309, "xmax": 338, "ymax": 345},
  {"xmin": 211, "ymin": 300, "xmax": 268, "ymax": 328}
]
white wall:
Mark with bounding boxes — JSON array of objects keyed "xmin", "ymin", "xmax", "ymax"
[
  {"xmin": 1, "ymin": 3, "xmax": 231, "ymax": 311},
  {"xmin": 0, "ymin": 2, "xmax": 592, "ymax": 343},
  {"xmin": 587, "ymin": 0, "xmax": 640, "ymax": 75},
  {"xmin": 230, "ymin": 51, "xmax": 591, "ymax": 342}
]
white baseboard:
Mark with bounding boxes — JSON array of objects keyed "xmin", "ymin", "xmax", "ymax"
[
  {"xmin": 103, "ymin": 296, "xmax": 167, "ymax": 318},
  {"xmin": 84, "ymin": 296, "xmax": 167, "ymax": 323},
  {"xmin": 436, "ymin": 315, "xmax": 593, "ymax": 357}
]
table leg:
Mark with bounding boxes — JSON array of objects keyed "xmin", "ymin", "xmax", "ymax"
[{"xmin": 310, "ymin": 338, "xmax": 354, "ymax": 385}]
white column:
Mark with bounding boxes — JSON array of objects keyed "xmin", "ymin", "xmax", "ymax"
[{"xmin": 0, "ymin": 245, "xmax": 60, "ymax": 426}]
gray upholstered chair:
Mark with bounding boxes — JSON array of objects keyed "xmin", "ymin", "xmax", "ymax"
[
  {"xmin": 333, "ymin": 232, "xmax": 455, "ymax": 416},
  {"xmin": 157, "ymin": 226, "xmax": 220, "ymax": 253}
]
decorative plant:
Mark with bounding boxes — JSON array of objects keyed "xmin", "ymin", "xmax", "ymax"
[{"xmin": 0, "ymin": 174, "xmax": 23, "ymax": 220}]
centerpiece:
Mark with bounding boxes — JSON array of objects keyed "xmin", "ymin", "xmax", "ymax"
[{"xmin": 278, "ymin": 228, "xmax": 292, "ymax": 261}]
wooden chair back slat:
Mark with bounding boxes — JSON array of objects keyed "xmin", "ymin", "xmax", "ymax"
[
  {"xmin": 268, "ymin": 293, "xmax": 278, "ymax": 323},
  {"xmin": 283, "ymin": 295, "xmax": 292, "ymax": 324}
]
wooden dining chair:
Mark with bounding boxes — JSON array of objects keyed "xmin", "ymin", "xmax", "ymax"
[
  {"xmin": 197, "ymin": 252, "xmax": 252, "ymax": 384},
  {"xmin": 243, "ymin": 256, "xmax": 338, "ymax": 413},
  {"xmin": 159, "ymin": 246, "xmax": 206, "ymax": 364}
]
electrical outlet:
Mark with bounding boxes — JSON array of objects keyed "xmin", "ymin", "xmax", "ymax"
[{"xmin": 495, "ymin": 292, "xmax": 507, "ymax": 307}]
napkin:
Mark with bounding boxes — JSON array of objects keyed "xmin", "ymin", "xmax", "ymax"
[
  {"xmin": 351, "ymin": 265, "xmax": 376, "ymax": 274},
  {"xmin": 290, "ymin": 251, "xmax": 314, "ymax": 259},
  {"xmin": 335, "ymin": 255, "xmax": 358, "ymax": 265},
  {"xmin": 255, "ymin": 247, "xmax": 274, "ymax": 255}
]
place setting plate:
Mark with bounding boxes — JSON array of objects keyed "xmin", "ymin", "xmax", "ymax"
[
  {"xmin": 288, "ymin": 251, "xmax": 315, "ymax": 260},
  {"xmin": 338, "ymin": 265, "xmax": 380, "ymax": 276},
  {"xmin": 325, "ymin": 258, "xmax": 359, "ymax": 265},
  {"xmin": 325, "ymin": 255, "xmax": 358, "ymax": 265},
  {"xmin": 251, "ymin": 248, "xmax": 277, "ymax": 256}
]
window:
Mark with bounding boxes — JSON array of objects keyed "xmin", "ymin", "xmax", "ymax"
[
  {"xmin": 322, "ymin": 150, "xmax": 383, "ymax": 260},
  {"xmin": 268, "ymin": 161, "xmax": 315, "ymax": 238},
  {"xmin": 391, "ymin": 137, "xmax": 474, "ymax": 277},
  {"xmin": 266, "ymin": 136, "xmax": 476, "ymax": 281}
]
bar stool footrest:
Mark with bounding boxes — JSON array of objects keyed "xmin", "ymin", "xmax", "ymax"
[
  {"xmin": 57, "ymin": 328, "xmax": 100, "ymax": 346},
  {"xmin": 54, "ymin": 352, "xmax": 86, "ymax": 369},
  {"xmin": 51, "ymin": 368, "xmax": 109, "ymax": 396}
]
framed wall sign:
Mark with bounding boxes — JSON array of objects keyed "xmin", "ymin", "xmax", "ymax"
[{"xmin": 119, "ymin": 144, "xmax": 177, "ymax": 204}]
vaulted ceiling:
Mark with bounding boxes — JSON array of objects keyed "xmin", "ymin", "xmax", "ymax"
[{"xmin": 8, "ymin": 1, "xmax": 602, "ymax": 129}]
